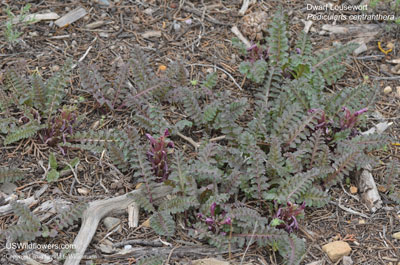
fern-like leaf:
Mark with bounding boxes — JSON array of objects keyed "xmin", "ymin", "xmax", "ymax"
[
  {"xmin": 150, "ymin": 211, "xmax": 175, "ymax": 237},
  {"xmin": 324, "ymin": 151, "xmax": 361, "ymax": 187},
  {"xmin": 0, "ymin": 167, "xmax": 25, "ymax": 183},
  {"xmin": 276, "ymin": 168, "xmax": 320, "ymax": 203},
  {"xmin": 4, "ymin": 123, "xmax": 43, "ymax": 145},
  {"xmin": 267, "ymin": 10, "xmax": 289, "ymax": 67},
  {"xmin": 158, "ymin": 196, "xmax": 199, "ymax": 214}
]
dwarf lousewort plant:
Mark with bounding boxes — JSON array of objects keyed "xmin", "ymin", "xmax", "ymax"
[
  {"xmin": 146, "ymin": 129, "xmax": 174, "ymax": 181},
  {"xmin": 197, "ymin": 202, "xmax": 232, "ymax": 235},
  {"xmin": 272, "ymin": 202, "xmax": 305, "ymax": 233},
  {"xmin": 246, "ymin": 44, "xmax": 269, "ymax": 62},
  {"xmin": 44, "ymin": 107, "xmax": 77, "ymax": 147}
]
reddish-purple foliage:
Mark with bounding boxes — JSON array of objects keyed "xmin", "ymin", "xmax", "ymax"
[
  {"xmin": 309, "ymin": 106, "xmax": 368, "ymax": 134},
  {"xmin": 246, "ymin": 44, "xmax": 269, "ymax": 62},
  {"xmin": 273, "ymin": 202, "xmax": 305, "ymax": 233},
  {"xmin": 44, "ymin": 108, "xmax": 77, "ymax": 149},
  {"xmin": 197, "ymin": 202, "xmax": 232, "ymax": 235},
  {"xmin": 146, "ymin": 129, "xmax": 174, "ymax": 181},
  {"xmin": 340, "ymin": 107, "xmax": 368, "ymax": 130}
]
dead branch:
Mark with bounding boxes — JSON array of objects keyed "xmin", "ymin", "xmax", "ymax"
[{"xmin": 63, "ymin": 184, "xmax": 172, "ymax": 265}]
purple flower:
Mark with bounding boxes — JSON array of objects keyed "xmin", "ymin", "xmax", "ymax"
[
  {"xmin": 296, "ymin": 48, "xmax": 301, "ymax": 54},
  {"xmin": 340, "ymin": 107, "xmax": 368, "ymax": 130},
  {"xmin": 146, "ymin": 129, "xmax": 174, "ymax": 181},
  {"xmin": 220, "ymin": 217, "xmax": 232, "ymax": 225},
  {"xmin": 210, "ymin": 202, "xmax": 216, "ymax": 217},
  {"xmin": 273, "ymin": 202, "xmax": 305, "ymax": 233}
]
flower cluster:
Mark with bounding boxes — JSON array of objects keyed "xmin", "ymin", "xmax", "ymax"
[
  {"xmin": 246, "ymin": 44, "xmax": 269, "ymax": 62},
  {"xmin": 340, "ymin": 107, "xmax": 368, "ymax": 130},
  {"xmin": 146, "ymin": 129, "xmax": 174, "ymax": 181},
  {"xmin": 272, "ymin": 202, "xmax": 305, "ymax": 233},
  {"xmin": 197, "ymin": 202, "xmax": 232, "ymax": 235},
  {"xmin": 309, "ymin": 106, "xmax": 368, "ymax": 135},
  {"xmin": 44, "ymin": 107, "xmax": 77, "ymax": 147}
]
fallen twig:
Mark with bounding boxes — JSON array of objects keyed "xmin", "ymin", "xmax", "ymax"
[
  {"xmin": 239, "ymin": 0, "xmax": 256, "ymax": 16},
  {"xmin": 63, "ymin": 184, "xmax": 172, "ymax": 265},
  {"xmin": 180, "ymin": 6, "xmax": 230, "ymax": 26},
  {"xmin": 189, "ymin": 63, "xmax": 243, "ymax": 91},
  {"xmin": 231, "ymin": 26, "xmax": 251, "ymax": 49},
  {"xmin": 176, "ymin": 131, "xmax": 200, "ymax": 150},
  {"xmin": 329, "ymin": 197, "xmax": 369, "ymax": 219},
  {"xmin": 0, "ymin": 196, "xmax": 37, "ymax": 216}
]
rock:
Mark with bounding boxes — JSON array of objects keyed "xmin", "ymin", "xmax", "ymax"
[
  {"xmin": 353, "ymin": 42, "xmax": 367, "ymax": 55},
  {"xmin": 98, "ymin": 243, "xmax": 114, "ymax": 254},
  {"xmin": 103, "ymin": 217, "xmax": 121, "ymax": 232},
  {"xmin": 392, "ymin": 232, "xmax": 400, "ymax": 239},
  {"xmin": 387, "ymin": 42, "xmax": 395, "ymax": 50},
  {"xmin": 192, "ymin": 258, "xmax": 229, "ymax": 265},
  {"xmin": 322, "ymin": 241, "xmax": 352, "ymax": 262},
  {"xmin": 391, "ymin": 64, "xmax": 400, "ymax": 75},
  {"xmin": 141, "ymin": 217, "xmax": 151, "ymax": 228},
  {"xmin": 124, "ymin": 244, "xmax": 132, "ymax": 250},
  {"xmin": 384, "ymin": 86, "xmax": 392, "ymax": 94},
  {"xmin": 343, "ymin": 255, "xmax": 354, "ymax": 265},
  {"xmin": 77, "ymin": 187, "xmax": 89, "ymax": 195}
]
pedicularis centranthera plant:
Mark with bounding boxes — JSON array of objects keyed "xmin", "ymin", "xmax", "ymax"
[
  {"xmin": 62, "ymin": 9, "xmax": 397, "ymax": 264},
  {"xmin": 3, "ymin": 8, "xmax": 399, "ymax": 265}
]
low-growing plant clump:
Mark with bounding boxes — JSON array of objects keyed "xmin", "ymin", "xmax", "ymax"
[{"xmin": 1, "ymin": 8, "xmax": 399, "ymax": 265}]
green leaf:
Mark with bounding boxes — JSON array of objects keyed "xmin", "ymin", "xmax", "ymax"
[
  {"xmin": 49, "ymin": 153, "xmax": 58, "ymax": 169},
  {"xmin": 239, "ymin": 60, "xmax": 268, "ymax": 84},
  {"xmin": 175, "ymin": 120, "xmax": 193, "ymax": 131},
  {"xmin": 61, "ymin": 157, "xmax": 80, "ymax": 172},
  {"xmin": 270, "ymin": 218, "xmax": 284, "ymax": 227},
  {"xmin": 150, "ymin": 211, "xmax": 175, "ymax": 237},
  {"xmin": 47, "ymin": 169, "xmax": 60, "ymax": 182}
]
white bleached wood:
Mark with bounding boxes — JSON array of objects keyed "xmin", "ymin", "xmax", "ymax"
[
  {"xmin": 55, "ymin": 7, "xmax": 87, "ymax": 27},
  {"xmin": 63, "ymin": 184, "xmax": 172, "ymax": 265}
]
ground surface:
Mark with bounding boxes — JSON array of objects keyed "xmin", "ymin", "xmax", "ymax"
[{"xmin": 0, "ymin": 0, "xmax": 400, "ymax": 264}]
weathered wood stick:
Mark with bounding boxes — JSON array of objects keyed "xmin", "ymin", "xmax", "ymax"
[{"xmin": 63, "ymin": 184, "xmax": 172, "ymax": 265}]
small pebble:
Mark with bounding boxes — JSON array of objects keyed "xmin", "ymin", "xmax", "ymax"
[
  {"xmin": 349, "ymin": 186, "xmax": 358, "ymax": 194},
  {"xmin": 52, "ymin": 65, "xmax": 60, "ymax": 71},
  {"xmin": 392, "ymin": 232, "xmax": 400, "ymax": 239},
  {"xmin": 77, "ymin": 187, "xmax": 89, "ymax": 195},
  {"xmin": 173, "ymin": 21, "xmax": 181, "ymax": 32},
  {"xmin": 384, "ymin": 86, "xmax": 392, "ymax": 94}
]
